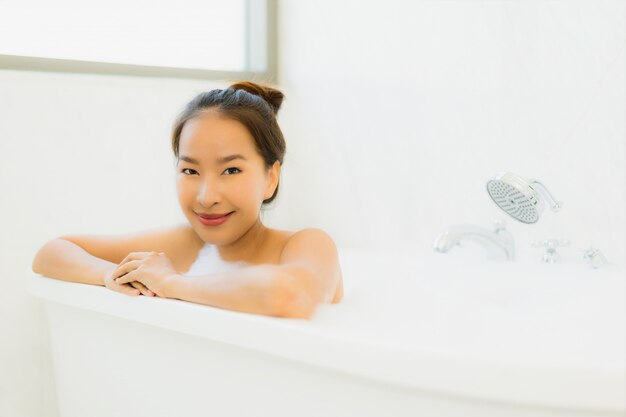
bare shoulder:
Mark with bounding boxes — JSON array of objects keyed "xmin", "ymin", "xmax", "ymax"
[
  {"xmin": 281, "ymin": 228, "xmax": 336, "ymax": 250},
  {"xmin": 59, "ymin": 223, "xmax": 203, "ymax": 271},
  {"xmin": 280, "ymin": 228, "xmax": 344, "ymax": 304}
]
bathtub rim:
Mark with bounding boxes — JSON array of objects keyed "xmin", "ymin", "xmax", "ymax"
[{"xmin": 25, "ymin": 272, "xmax": 626, "ymax": 414}]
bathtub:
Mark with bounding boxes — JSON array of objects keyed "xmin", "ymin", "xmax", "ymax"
[{"xmin": 26, "ymin": 246, "xmax": 625, "ymax": 417}]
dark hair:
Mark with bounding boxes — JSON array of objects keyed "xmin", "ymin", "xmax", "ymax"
[{"xmin": 171, "ymin": 81, "xmax": 286, "ymax": 205}]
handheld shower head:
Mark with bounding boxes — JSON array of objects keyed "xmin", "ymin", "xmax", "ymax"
[{"xmin": 486, "ymin": 172, "xmax": 562, "ymax": 224}]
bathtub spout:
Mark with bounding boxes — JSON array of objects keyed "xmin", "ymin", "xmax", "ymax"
[{"xmin": 433, "ymin": 220, "xmax": 515, "ymax": 261}]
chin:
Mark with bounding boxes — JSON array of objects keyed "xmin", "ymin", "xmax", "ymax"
[{"xmin": 190, "ymin": 222, "xmax": 236, "ymax": 242}]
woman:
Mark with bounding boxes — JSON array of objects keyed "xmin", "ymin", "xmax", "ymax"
[{"xmin": 32, "ymin": 81, "xmax": 343, "ymax": 319}]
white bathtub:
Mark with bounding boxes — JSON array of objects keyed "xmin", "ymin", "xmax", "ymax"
[{"xmin": 26, "ymin": 246, "xmax": 625, "ymax": 417}]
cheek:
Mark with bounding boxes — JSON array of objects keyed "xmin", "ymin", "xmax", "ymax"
[
  {"xmin": 231, "ymin": 178, "xmax": 263, "ymax": 203},
  {"xmin": 176, "ymin": 179, "xmax": 194, "ymax": 200}
]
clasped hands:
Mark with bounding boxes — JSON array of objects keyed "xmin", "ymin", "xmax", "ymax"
[{"xmin": 103, "ymin": 252, "xmax": 180, "ymax": 298}]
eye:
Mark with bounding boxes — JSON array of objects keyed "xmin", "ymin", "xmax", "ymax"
[
  {"xmin": 181, "ymin": 168, "xmax": 197, "ymax": 175},
  {"xmin": 224, "ymin": 167, "xmax": 241, "ymax": 175}
]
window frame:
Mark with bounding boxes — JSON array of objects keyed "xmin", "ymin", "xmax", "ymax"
[{"xmin": 0, "ymin": 0, "xmax": 277, "ymax": 82}]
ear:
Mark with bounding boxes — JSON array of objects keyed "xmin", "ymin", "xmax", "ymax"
[{"xmin": 264, "ymin": 161, "xmax": 281, "ymax": 200}]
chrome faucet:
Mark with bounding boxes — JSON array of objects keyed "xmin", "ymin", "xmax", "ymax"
[{"xmin": 433, "ymin": 220, "xmax": 515, "ymax": 261}]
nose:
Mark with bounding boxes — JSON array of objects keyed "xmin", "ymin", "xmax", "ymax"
[{"xmin": 196, "ymin": 176, "xmax": 222, "ymax": 207}]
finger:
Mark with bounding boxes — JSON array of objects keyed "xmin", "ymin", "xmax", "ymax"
[
  {"xmin": 114, "ymin": 283, "xmax": 140, "ymax": 296},
  {"xmin": 112, "ymin": 260, "xmax": 143, "ymax": 279},
  {"xmin": 115, "ymin": 268, "xmax": 139, "ymax": 285},
  {"xmin": 130, "ymin": 281, "xmax": 155, "ymax": 297},
  {"xmin": 119, "ymin": 251, "xmax": 157, "ymax": 266}
]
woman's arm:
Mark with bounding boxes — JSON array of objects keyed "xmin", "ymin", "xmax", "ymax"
[
  {"xmin": 32, "ymin": 225, "xmax": 198, "ymax": 296},
  {"xmin": 163, "ymin": 228, "xmax": 341, "ymax": 319},
  {"xmin": 166, "ymin": 264, "xmax": 319, "ymax": 319},
  {"xmin": 32, "ymin": 239, "xmax": 117, "ymax": 286}
]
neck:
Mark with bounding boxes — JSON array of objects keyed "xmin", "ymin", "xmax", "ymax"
[{"xmin": 217, "ymin": 216, "xmax": 269, "ymax": 263}]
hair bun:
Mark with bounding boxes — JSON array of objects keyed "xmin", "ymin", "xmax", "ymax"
[{"xmin": 229, "ymin": 81, "xmax": 284, "ymax": 115}]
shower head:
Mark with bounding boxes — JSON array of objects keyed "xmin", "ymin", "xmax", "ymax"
[{"xmin": 486, "ymin": 172, "xmax": 563, "ymax": 224}]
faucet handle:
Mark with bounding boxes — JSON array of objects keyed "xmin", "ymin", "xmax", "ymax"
[
  {"xmin": 581, "ymin": 246, "xmax": 609, "ymax": 269},
  {"xmin": 532, "ymin": 238, "xmax": 570, "ymax": 249},
  {"xmin": 493, "ymin": 219, "xmax": 506, "ymax": 233},
  {"xmin": 531, "ymin": 238, "xmax": 570, "ymax": 263}
]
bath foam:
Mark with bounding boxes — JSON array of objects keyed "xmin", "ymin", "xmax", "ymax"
[{"xmin": 183, "ymin": 243, "xmax": 249, "ymax": 277}]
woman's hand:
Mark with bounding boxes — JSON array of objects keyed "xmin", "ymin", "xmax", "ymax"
[
  {"xmin": 103, "ymin": 267, "xmax": 147, "ymax": 297},
  {"xmin": 112, "ymin": 251, "xmax": 179, "ymax": 298}
]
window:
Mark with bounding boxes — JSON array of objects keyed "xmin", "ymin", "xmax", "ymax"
[{"xmin": 0, "ymin": 0, "xmax": 276, "ymax": 81}]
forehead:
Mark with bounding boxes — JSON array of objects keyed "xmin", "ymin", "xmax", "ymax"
[{"xmin": 179, "ymin": 112, "xmax": 256, "ymax": 157}]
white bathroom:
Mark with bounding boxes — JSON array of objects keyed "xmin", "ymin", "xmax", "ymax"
[{"xmin": 0, "ymin": 1, "xmax": 624, "ymax": 416}]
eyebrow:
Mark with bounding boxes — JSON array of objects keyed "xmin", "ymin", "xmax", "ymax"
[{"xmin": 179, "ymin": 154, "xmax": 247, "ymax": 165}]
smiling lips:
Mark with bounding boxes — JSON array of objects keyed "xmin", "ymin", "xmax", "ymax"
[
  {"xmin": 196, "ymin": 212, "xmax": 234, "ymax": 226},
  {"xmin": 197, "ymin": 212, "xmax": 233, "ymax": 219}
]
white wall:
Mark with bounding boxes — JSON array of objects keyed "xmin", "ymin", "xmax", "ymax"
[
  {"xmin": 277, "ymin": 0, "xmax": 625, "ymax": 266},
  {"xmin": 1, "ymin": 1, "xmax": 624, "ymax": 416}
]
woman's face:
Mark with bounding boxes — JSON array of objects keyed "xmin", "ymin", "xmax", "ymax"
[{"xmin": 176, "ymin": 111, "xmax": 279, "ymax": 245}]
